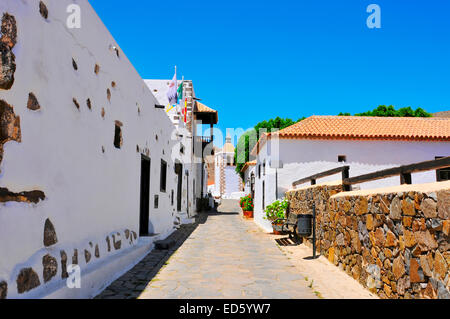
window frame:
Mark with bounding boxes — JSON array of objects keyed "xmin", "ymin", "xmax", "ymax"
[{"xmin": 436, "ymin": 156, "xmax": 450, "ymax": 182}]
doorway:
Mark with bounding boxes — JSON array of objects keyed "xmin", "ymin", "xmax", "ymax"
[
  {"xmin": 139, "ymin": 155, "xmax": 151, "ymax": 236},
  {"xmin": 175, "ymin": 163, "xmax": 183, "ymax": 212}
]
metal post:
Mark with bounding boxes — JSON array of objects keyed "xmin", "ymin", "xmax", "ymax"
[
  {"xmin": 312, "ymin": 203, "xmax": 317, "ymax": 259},
  {"xmin": 275, "ymin": 168, "xmax": 278, "ymax": 200}
]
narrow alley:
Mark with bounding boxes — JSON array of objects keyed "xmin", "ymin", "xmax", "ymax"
[{"xmin": 97, "ymin": 200, "xmax": 318, "ymax": 299}]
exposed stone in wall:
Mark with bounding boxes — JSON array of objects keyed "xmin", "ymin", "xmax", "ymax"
[
  {"xmin": 107, "ymin": 89, "xmax": 111, "ymax": 102},
  {"xmin": 72, "ymin": 249, "xmax": 78, "ymax": 265},
  {"xmin": 111, "ymin": 81, "xmax": 116, "ymax": 88},
  {"xmin": 39, "ymin": 2, "xmax": 48, "ymax": 20},
  {"xmin": 1, "ymin": 13, "xmax": 17, "ymax": 49},
  {"xmin": 106, "ymin": 236, "xmax": 111, "ymax": 252},
  {"xmin": 84, "ymin": 249, "xmax": 91, "ymax": 264},
  {"xmin": 132, "ymin": 231, "xmax": 137, "ymax": 241},
  {"xmin": 94, "ymin": 64, "xmax": 100, "ymax": 75},
  {"xmin": 0, "ymin": 281, "xmax": 7, "ymax": 299},
  {"xmin": 125, "ymin": 229, "xmax": 130, "ymax": 240},
  {"xmin": 42, "ymin": 254, "xmax": 57, "ymax": 283},
  {"xmin": 0, "ymin": 99, "xmax": 21, "ymax": 164},
  {"xmin": 101, "ymin": 107, "xmax": 105, "ymax": 118},
  {"xmin": 72, "ymin": 58, "xmax": 78, "ymax": 71},
  {"xmin": 287, "ymin": 184, "xmax": 450, "ymax": 299},
  {"xmin": 86, "ymin": 98, "xmax": 92, "ymax": 110},
  {"xmin": 112, "ymin": 233, "xmax": 121, "ymax": 250},
  {"xmin": 43, "ymin": 218, "xmax": 58, "ymax": 247},
  {"xmin": 27, "ymin": 93, "xmax": 41, "ymax": 111},
  {"xmin": 95, "ymin": 244, "xmax": 100, "ymax": 258},
  {"xmin": 0, "ymin": 188, "xmax": 45, "ymax": 204},
  {"xmin": 60, "ymin": 250, "xmax": 68, "ymax": 279},
  {"xmin": 73, "ymin": 98, "xmax": 80, "ymax": 110},
  {"xmin": 0, "ymin": 13, "xmax": 16, "ymax": 90},
  {"xmin": 16, "ymin": 268, "xmax": 40, "ymax": 294}
]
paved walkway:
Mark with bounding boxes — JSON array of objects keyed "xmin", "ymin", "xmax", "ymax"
[{"xmin": 96, "ymin": 200, "xmax": 317, "ymax": 299}]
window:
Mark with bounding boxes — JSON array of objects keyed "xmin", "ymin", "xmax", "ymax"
[
  {"xmin": 114, "ymin": 121, "xmax": 123, "ymax": 149},
  {"xmin": 262, "ymin": 181, "xmax": 265, "ymax": 210},
  {"xmin": 436, "ymin": 157, "xmax": 450, "ymax": 181},
  {"xmin": 160, "ymin": 160, "xmax": 167, "ymax": 192},
  {"xmin": 263, "ymin": 160, "xmax": 266, "ymax": 176},
  {"xmin": 171, "ymin": 190, "xmax": 174, "ymax": 206},
  {"xmin": 154, "ymin": 195, "xmax": 159, "ymax": 209},
  {"xmin": 258, "ymin": 164, "xmax": 261, "ymax": 179},
  {"xmin": 338, "ymin": 155, "xmax": 347, "ymax": 163}
]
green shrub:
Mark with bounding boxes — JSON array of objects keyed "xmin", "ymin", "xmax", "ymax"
[
  {"xmin": 264, "ymin": 199, "xmax": 289, "ymax": 222},
  {"xmin": 240, "ymin": 194, "xmax": 254, "ymax": 212}
]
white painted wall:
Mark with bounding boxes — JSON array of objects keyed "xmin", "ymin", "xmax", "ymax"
[
  {"xmin": 253, "ymin": 138, "xmax": 450, "ymax": 232},
  {"xmin": 213, "ymin": 151, "xmax": 242, "ymax": 198},
  {"xmin": 224, "ymin": 166, "xmax": 241, "ymax": 197},
  {"xmin": 0, "ymin": 0, "xmax": 202, "ymax": 299},
  {"xmin": 242, "ymin": 165, "xmax": 256, "ymax": 195}
]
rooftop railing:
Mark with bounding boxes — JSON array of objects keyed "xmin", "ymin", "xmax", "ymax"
[{"xmin": 292, "ymin": 157, "xmax": 450, "ymax": 191}]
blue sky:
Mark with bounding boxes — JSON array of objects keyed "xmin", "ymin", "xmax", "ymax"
[{"xmin": 91, "ymin": 0, "xmax": 450, "ymax": 146}]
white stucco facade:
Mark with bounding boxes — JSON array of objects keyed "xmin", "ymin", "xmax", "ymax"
[
  {"xmin": 0, "ymin": 0, "xmax": 207, "ymax": 299},
  {"xmin": 254, "ymin": 138, "xmax": 450, "ymax": 232},
  {"xmin": 212, "ymin": 138, "xmax": 242, "ymax": 198}
]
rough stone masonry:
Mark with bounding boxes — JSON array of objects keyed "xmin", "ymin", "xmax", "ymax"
[{"xmin": 286, "ymin": 183, "xmax": 450, "ymax": 299}]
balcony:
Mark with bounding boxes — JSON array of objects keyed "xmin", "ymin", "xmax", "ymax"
[{"xmin": 195, "ymin": 136, "xmax": 214, "ymax": 155}]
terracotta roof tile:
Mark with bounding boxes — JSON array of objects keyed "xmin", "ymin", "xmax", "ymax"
[
  {"xmin": 251, "ymin": 116, "xmax": 450, "ymax": 155},
  {"xmin": 196, "ymin": 102, "xmax": 217, "ymax": 114},
  {"xmin": 275, "ymin": 116, "xmax": 450, "ymax": 141},
  {"xmin": 240, "ymin": 161, "xmax": 256, "ymax": 173}
]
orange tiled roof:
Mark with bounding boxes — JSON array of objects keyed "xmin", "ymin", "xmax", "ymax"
[
  {"xmin": 196, "ymin": 102, "xmax": 217, "ymax": 114},
  {"xmin": 251, "ymin": 116, "xmax": 450, "ymax": 155},
  {"xmin": 276, "ymin": 116, "xmax": 450, "ymax": 141},
  {"xmin": 240, "ymin": 161, "xmax": 257, "ymax": 173}
]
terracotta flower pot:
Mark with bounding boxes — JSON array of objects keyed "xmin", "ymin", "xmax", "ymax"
[
  {"xmin": 243, "ymin": 211, "xmax": 254, "ymax": 219},
  {"xmin": 272, "ymin": 223, "xmax": 285, "ymax": 235}
]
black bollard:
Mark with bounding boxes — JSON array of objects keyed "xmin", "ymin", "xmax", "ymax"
[{"xmin": 312, "ymin": 203, "xmax": 316, "ymax": 259}]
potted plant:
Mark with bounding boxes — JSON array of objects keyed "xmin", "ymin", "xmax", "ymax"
[
  {"xmin": 241, "ymin": 195, "xmax": 254, "ymax": 219},
  {"xmin": 264, "ymin": 199, "xmax": 289, "ymax": 234}
]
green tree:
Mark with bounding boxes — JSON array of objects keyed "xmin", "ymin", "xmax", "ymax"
[
  {"xmin": 235, "ymin": 117, "xmax": 305, "ymax": 178},
  {"xmin": 343, "ymin": 105, "xmax": 432, "ymax": 117}
]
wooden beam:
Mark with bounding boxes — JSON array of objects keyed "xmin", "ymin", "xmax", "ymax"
[
  {"xmin": 343, "ymin": 157, "xmax": 450, "ymax": 187},
  {"xmin": 292, "ymin": 166, "xmax": 350, "ymax": 187}
]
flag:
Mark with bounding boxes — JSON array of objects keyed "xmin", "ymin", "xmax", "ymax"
[
  {"xmin": 184, "ymin": 98, "xmax": 188, "ymax": 123},
  {"xmin": 167, "ymin": 72, "xmax": 177, "ymax": 105},
  {"xmin": 177, "ymin": 82, "xmax": 183, "ymax": 104}
]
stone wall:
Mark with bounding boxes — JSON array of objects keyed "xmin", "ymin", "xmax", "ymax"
[{"xmin": 286, "ymin": 182, "xmax": 450, "ymax": 299}]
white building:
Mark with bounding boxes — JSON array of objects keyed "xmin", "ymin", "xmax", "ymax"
[
  {"xmin": 144, "ymin": 80, "xmax": 218, "ymax": 216},
  {"xmin": 0, "ymin": 0, "xmax": 216, "ymax": 299},
  {"xmin": 241, "ymin": 161, "xmax": 256, "ymax": 197},
  {"xmin": 213, "ymin": 134, "xmax": 242, "ymax": 198},
  {"xmin": 252, "ymin": 116, "xmax": 450, "ymax": 232}
]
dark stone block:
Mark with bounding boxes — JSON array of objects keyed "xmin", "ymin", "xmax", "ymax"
[
  {"xmin": 60, "ymin": 250, "xmax": 68, "ymax": 279},
  {"xmin": 1, "ymin": 13, "xmax": 17, "ymax": 49},
  {"xmin": 43, "ymin": 218, "xmax": 57, "ymax": 247},
  {"xmin": 0, "ymin": 281, "xmax": 7, "ymax": 299},
  {"xmin": 72, "ymin": 249, "xmax": 78, "ymax": 265},
  {"xmin": 42, "ymin": 254, "xmax": 57, "ymax": 283},
  {"xmin": 85, "ymin": 250, "xmax": 91, "ymax": 264},
  {"xmin": 16, "ymin": 268, "xmax": 40, "ymax": 294},
  {"xmin": 39, "ymin": 1, "xmax": 48, "ymax": 19},
  {"xmin": 27, "ymin": 93, "xmax": 41, "ymax": 111},
  {"xmin": 106, "ymin": 236, "xmax": 111, "ymax": 252}
]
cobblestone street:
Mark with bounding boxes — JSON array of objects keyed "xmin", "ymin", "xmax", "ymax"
[{"xmin": 96, "ymin": 200, "xmax": 317, "ymax": 299}]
